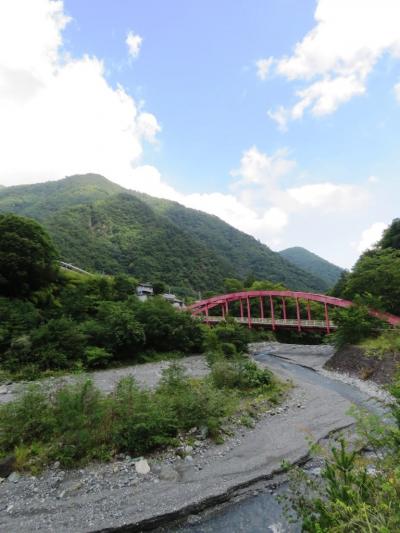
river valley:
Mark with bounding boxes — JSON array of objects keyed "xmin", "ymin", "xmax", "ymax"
[{"xmin": 0, "ymin": 343, "xmax": 391, "ymax": 532}]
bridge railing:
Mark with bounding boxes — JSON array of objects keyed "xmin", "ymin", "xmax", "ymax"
[{"xmin": 201, "ymin": 316, "xmax": 337, "ymax": 329}]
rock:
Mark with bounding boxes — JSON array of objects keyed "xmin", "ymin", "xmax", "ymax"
[
  {"xmin": 184, "ymin": 445, "xmax": 193, "ymax": 454},
  {"xmin": 52, "ymin": 461, "xmax": 61, "ymax": 469},
  {"xmin": 0, "ymin": 385, "xmax": 8, "ymax": 394},
  {"xmin": 184, "ymin": 455, "xmax": 193, "ymax": 463},
  {"xmin": 8, "ymin": 472, "xmax": 20, "ymax": 483},
  {"xmin": 158, "ymin": 465, "xmax": 179, "ymax": 481},
  {"xmin": 0, "ymin": 456, "xmax": 16, "ymax": 478},
  {"xmin": 135, "ymin": 459, "xmax": 150, "ymax": 475},
  {"xmin": 198, "ymin": 426, "xmax": 208, "ymax": 439},
  {"xmin": 0, "ymin": 477, "xmax": 4, "ymax": 484}
]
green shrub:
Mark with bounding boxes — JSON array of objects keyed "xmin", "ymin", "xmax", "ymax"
[
  {"xmin": 211, "ymin": 359, "xmax": 273, "ymax": 391},
  {"xmin": 204, "ymin": 319, "xmax": 250, "ymax": 354},
  {"xmin": 85, "ymin": 346, "xmax": 112, "ymax": 368}
]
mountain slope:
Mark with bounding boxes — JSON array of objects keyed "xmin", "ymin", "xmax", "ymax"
[
  {"xmin": 0, "ymin": 174, "xmax": 329, "ymax": 293},
  {"xmin": 279, "ymin": 246, "xmax": 344, "ymax": 288},
  {"xmin": 133, "ymin": 192, "xmax": 330, "ymax": 292}
]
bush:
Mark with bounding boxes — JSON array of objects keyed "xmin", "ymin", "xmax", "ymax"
[
  {"xmin": 0, "ymin": 364, "xmax": 235, "ymax": 469},
  {"xmin": 85, "ymin": 346, "xmax": 112, "ymax": 368},
  {"xmin": 204, "ymin": 319, "xmax": 250, "ymax": 354},
  {"xmin": 211, "ymin": 359, "xmax": 273, "ymax": 391},
  {"xmin": 331, "ymin": 305, "xmax": 384, "ymax": 348}
]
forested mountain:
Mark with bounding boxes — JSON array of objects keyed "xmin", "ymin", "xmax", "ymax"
[
  {"xmin": 279, "ymin": 246, "xmax": 343, "ymax": 288},
  {"xmin": 0, "ymin": 174, "xmax": 329, "ymax": 294}
]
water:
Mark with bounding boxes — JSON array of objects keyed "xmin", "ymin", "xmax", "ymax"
[{"xmin": 174, "ymin": 349, "xmax": 388, "ymax": 532}]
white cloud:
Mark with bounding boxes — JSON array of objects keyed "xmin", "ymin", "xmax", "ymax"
[
  {"xmin": 256, "ymin": 57, "xmax": 274, "ymax": 80},
  {"xmin": 126, "ymin": 31, "xmax": 143, "ymax": 59},
  {"xmin": 356, "ymin": 222, "xmax": 388, "ymax": 253},
  {"xmin": 263, "ymin": 0, "xmax": 400, "ymax": 125},
  {"xmin": 287, "ymin": 182, "xmax": 369, "ymax": 211},
  {"xmin": 231, "ymin": 146, "xmax": 295, "ymax": 188},
  {"xmin": 394, "ymin": 81, "xmax": 400, "ymax": 102},
  {"xmin": 368, "ymin": 175, "xmax": 379, "ymax": 184},
  {"xmin": 0, "ymin": 0, "xmax": 158, "ymax": 187}
]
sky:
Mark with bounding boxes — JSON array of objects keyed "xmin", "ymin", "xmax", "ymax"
[{"xmin": 1, "ymin": 0, "xmax": 400, "ymax": 269}]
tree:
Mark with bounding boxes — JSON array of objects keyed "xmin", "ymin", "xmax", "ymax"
[
  {"xmin": 0, "ymin": 214, "xmax": 58, "ymax": 297},
  {"xmin": 378, "ymin": 218, "xmax": 400, "ymax": 250},
  {"xmin": 342, "ymin": 249, "xmax": 400, "ymax": 316}
]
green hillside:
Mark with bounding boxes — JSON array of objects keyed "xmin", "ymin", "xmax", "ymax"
[
  {"xmin": 134, "ymin": 192, "xmax": 329, "ymax": 292},
  {"xmin": 0, "ymin": 174, "xmax": 329, "ymax": 293},
  {"xmin": 279, "ymin": 246, "xmax": 343, "ymax": 288}
]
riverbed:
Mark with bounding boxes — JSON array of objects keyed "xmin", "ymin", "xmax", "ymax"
[{"xmin": 174, "ymin": 343, "xmax": 389, "ymax": 533}]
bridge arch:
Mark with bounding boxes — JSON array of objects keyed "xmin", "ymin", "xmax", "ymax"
[{"xmin": 189, "ymin": 291, "xmax": 400, "ymax": 333}]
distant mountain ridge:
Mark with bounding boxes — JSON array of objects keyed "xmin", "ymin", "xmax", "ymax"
[
  {"xmin": 279, "ymin": 246, "xmax": 344, "ymax": 288},
  {"xmin": 0, "ymin": 174, "xmax": 331, "ymax": 294}
]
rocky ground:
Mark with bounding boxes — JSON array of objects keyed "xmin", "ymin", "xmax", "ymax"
[
  {"xmin": 0, "ymin": 345, "xmax": 357, "ymax": 533},
  {"xmin": 0, "ymin": 355, "xmax": 209, "ymax": 404}
]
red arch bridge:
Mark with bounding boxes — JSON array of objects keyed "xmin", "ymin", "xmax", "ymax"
[{"xmin": 188, "ymin": 291, "xmax": 400, "ymax": 333}]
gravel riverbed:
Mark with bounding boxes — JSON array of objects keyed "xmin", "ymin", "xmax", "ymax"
[{"xmin": 0, "ymin": 344, "xmax": 358, "ymax": 533}]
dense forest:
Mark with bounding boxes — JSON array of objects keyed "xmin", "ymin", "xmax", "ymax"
[
  {"xmin": 0, "ymin": 174, "xmax": 331, "ymax": 294},
  {"xmin": 279, "ymin": 246, "xmax": 343, "ymax": 288}
]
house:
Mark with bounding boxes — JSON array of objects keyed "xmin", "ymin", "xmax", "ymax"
[
  {"xmin": 136, "ymin": 282, "xmax": 154, "ymax": 302},
  {"xmin": 162, "ymin": 293, "xmax": 185, "ymax": 309}
]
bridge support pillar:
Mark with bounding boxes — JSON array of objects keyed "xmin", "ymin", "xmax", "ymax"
[
  {"xmin": 246, "ymin": 296, "xmax": 252, "ymax": 328},
  {"xmin": 324, "ymin": 302, "xmax": 330, "ymax": 334},
  {"xmin": 307, "ymin": 300, "xmax": 311, "ymax": 321},
  {"xmin": 269, "ymin": 295, "xmax": 275, "ymax": 330},
  {"xmin": 296, "ymin": 298, "xmax": 301, "ymax": 331},
  {"xmin": 282, "ymin": 297, "xmax": 287, "ymax": 321}
]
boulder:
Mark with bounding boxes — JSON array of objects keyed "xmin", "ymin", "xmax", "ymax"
[{"xmin": 135, "ymin": 459, "xmax": 150, "ymax": 475}]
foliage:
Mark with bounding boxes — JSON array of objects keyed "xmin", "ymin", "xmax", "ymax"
[
  {"xmin": 211, "ymin": 359, "xmax": 273, "ymax": 391},
  {"xmin": 330, "ymin": 305, "xmax": 384, "ymax": 348},
  {"xmin": 0, "ymin": 174, "xmax": 329, "ymax": 292},
  {"xmin": 286, "ymin": 375, "xmax": 400, "ymax": 532},
  {"xmin": 134, "ymin": 297, "xmax": 204, "ymax": 353},
  {"xmin": 379, "ymin": 218, "xmax": 400, "ymax": 250},
  {"xmin": 203, "ymin": 319, "xmax": 250, "ymax": 354},
  {"xmin": 0, "ymin": 213, "xmax": 58, "ymax": 297},
  {"xmin": 340, "ymin": 249, "xmax": 400, "ymax": 316},
  {"xmin": 0, "ymin": 365, "xmax": 235, "ymax": 469},
  {"xmin": 361, "ymin": 328, "xmax": 400, "ymax": 358},
  {"xmin": 280, "ymin": 246, "xmax": 343, "ymax": 289}
]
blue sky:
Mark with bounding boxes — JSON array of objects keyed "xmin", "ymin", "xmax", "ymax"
[{"xmin": 1, "ymin": 0, "xmax": 400, "ymax": 269}]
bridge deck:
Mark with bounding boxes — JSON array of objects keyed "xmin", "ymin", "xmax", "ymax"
[{"xmin": 202, "ymin": 316, "xmax": 337, "ymax": 329}]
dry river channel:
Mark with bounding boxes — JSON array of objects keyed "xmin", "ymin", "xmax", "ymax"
[{"xmin": 0, "ymin": 343, "xmax": 390, "ymax": 533}]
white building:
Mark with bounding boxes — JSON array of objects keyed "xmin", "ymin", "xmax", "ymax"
[{"xmin": 136, "ymin": 282, "xmax": 154, "ymax": 302}]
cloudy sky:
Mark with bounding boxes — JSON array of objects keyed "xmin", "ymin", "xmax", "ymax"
[{"xmin": 1, "ymin": 0, "xmax": 400, "ymax": 268}]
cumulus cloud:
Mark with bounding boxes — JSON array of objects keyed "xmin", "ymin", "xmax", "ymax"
[
  {"xmin": 262, "ymin": 0, "xmax": 400, "ymax": 127},
  {"xmin": 287, "ymin": 182, "xmax": 369, "ymax": 212},
  {"xmin": 0, "ymin": 0, "xmax": 159, "ymax": 187},
  {"xmin": 126, "ymin": 31, "xmax": 143, "ymax": 59},
  {"xmin": 256, "ymin": 58, "xmax": 274, "ymax": 80},
  {"xmin": 356, "ymin": 222, "xmax": 388, "ymax": 253}
]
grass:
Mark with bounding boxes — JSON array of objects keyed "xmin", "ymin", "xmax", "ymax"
[{"xmin": 0, "ymin": 361, "xmax": 286, "ymax": 473}]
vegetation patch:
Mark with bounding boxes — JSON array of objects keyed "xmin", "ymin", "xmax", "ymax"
[{"xmin": 0, "ymin": 360, "xmax": 286, "ymax": 472}]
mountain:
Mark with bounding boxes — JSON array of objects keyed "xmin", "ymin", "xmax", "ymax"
[
  {"xmin": 279, "ymin": 246, "xmax": 344, "ymax": 288},
  {"xmin": 0, "ymin": 174, "xmax": 329, "ymax": 294}
]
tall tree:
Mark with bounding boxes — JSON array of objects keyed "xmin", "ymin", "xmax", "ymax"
[{"xmin": 0, "ymin": 214, "xmax": 58, "ymax": 297}]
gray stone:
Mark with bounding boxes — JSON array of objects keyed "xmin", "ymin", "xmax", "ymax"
[
  {"xmin": 135, "ymin": 459, "xmax": 150, "ymax": 475},
  {"xmin": 158, "ymin": 465, "xmax": 179, "ymax": 481},
  {"xmin": 0, "ymin": 385, "xmax": 8, "ymax": 394},
  {"xmin": 8, "ymin": 472, "xmax": 20, "ymax": 483}
]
